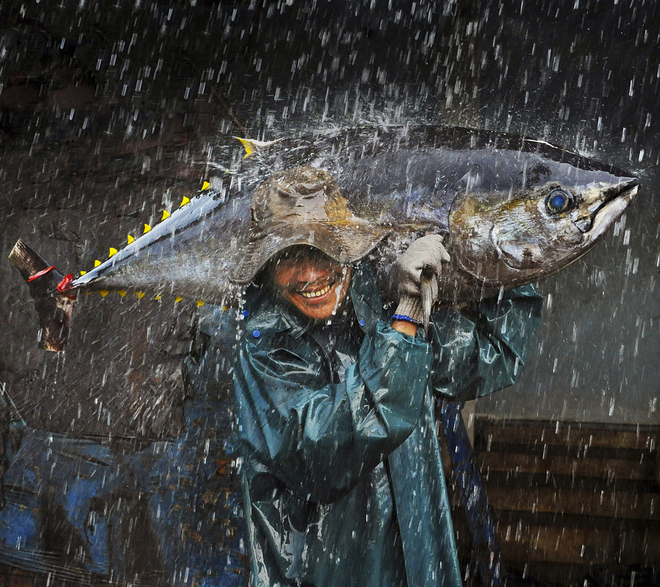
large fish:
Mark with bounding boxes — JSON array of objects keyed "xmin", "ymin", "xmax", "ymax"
[{"xmin": 9, "ymin": 125, "xmax": 638, "ymax": 350}]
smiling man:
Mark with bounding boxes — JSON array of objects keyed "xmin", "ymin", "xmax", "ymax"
[{"xmin": 230, "ymin": 167, "xmax": 542, "ymax": 587}]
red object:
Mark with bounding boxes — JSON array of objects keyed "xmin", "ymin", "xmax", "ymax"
[
  {"xmin": 56, "ymin": 274, "xmax": 75, "ymax": 292},
  {"xmin": 27, "ymin": 266, "xmax": 55, "ymax": 282}
]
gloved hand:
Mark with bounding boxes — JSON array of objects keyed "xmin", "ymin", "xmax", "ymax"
[{"xmin": 394, "ymin": 234, "xmax": 450, "ymax": 324}]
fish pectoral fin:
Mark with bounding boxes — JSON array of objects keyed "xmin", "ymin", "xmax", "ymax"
[{"xmin": 490, "ymin": 225, "xmax": 543, "ymax": 270}]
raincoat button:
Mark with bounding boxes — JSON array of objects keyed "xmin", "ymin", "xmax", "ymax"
[
  {"xmin": 358, "ymin": 319, "xmax": 366, "ymax": 327},
  {"xmin": 252, "ymin": 329, "xmax": 261, "ymax": 338}
]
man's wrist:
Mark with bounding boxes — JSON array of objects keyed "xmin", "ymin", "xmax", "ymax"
[
  {"xmin": 392, "ymin": 313, "xmax": 423, "ymax": 325},
  {"xmin": 391, "ymin": 319, "xmax": 418, "ymax": 337},
  {"xmin": 394, "ymin": 294, "xmax": 425, "ymax": 324}
]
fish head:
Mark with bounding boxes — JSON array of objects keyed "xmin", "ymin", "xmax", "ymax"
[{"xmin": 448, "ymin": 156, "xmax": 638, "ymax": 287}]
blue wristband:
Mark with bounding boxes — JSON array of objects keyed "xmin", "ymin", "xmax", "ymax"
[{"xmin": 392, "ymin": 313, "xmax": 423, "ymax": 325}]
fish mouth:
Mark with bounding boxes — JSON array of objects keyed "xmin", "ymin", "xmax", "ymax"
[{"xmin": 573, "ymin": 178, "xmax": 639, "ymax": 234}]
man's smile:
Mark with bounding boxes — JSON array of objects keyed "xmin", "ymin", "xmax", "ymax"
[
  {"xmin": 298, "ymin": 284, "xmax": 332, "ymax": 298},
  {"xmin": 295, "ymin": 274, "xmax": 338, "ymax": 300}
]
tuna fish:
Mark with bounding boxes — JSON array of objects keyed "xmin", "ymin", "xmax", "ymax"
[{"xmin": 9, "ymin": 125, "xmax": 638, "ymax": 350}]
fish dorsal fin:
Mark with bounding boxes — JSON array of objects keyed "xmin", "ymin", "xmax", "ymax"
[{"xmin": 234, "ymin": 136, "xmax": 281, "ymax": 158}]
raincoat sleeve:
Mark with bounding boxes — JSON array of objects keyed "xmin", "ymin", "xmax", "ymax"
[
  {"xmin": 430, "ymin": 284, "xmax": 543, "ymax": 401},
  {"xmin": 234, "ymin": 322, "xmax": 432, "ymax": 503}
]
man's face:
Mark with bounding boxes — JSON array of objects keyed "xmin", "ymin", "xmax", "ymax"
[{"xmin": 270, "ymin": 247, "xmax": 352, "ymax": 320}]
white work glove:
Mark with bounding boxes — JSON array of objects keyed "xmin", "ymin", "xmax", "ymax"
[{"xmin": 394, "ymin": 234, "xmax": 450, "ymax": 324}]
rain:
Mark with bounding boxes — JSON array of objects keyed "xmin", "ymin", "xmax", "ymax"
[{"xmin": 0, "ymin": 1, "xmax": 658, "ymax": 586}]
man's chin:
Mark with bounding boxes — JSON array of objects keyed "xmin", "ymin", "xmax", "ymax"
[{"xmin": 291, "ymin": 296, "xmax": 338, "ymax": 320}]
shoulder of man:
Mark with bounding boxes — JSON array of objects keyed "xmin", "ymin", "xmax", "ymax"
[{"xmin": 349, "ymin": 260, "xmax": 386, "ymax": 327}]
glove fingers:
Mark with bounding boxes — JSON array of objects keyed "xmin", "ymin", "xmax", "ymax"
[{"xmin": 396, "ymin": 234, "xmax": 451, "ymax": 300}]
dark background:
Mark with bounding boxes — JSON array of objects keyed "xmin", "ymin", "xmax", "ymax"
[{"xmin": 0, "ymin": 0, "xmax": 657, "ymax": 437}]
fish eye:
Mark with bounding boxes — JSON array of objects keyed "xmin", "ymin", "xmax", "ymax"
[{"xmin": 545, "ymin": 189, "xmax": 573, "ymax": 214}]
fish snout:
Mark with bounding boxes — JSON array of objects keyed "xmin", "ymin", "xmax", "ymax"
[
  {"xmin": 572, "ymin": 177, "xmax": 639, "ymax": 234},
  {"xmin": 602, "ymin": 177, "xmax": 639, "ymax": 203}
]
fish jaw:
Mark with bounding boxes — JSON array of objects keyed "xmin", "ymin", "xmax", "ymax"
[
  {"xmin": 569, "ymin": 178, "xmax": 638, "ymax": 237},
  {"xmin": 447, "ymin": 174, "xmax": 639, "ymax": 290}
]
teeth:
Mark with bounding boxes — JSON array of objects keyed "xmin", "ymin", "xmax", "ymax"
[{"xmin": 299, "ymin": 284, "xmax": 331, "ymax": 298}]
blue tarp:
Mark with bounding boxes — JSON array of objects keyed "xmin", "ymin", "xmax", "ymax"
[{"xmin": 0, "ymin": 306, "xmax": 247, "ymax": 586}]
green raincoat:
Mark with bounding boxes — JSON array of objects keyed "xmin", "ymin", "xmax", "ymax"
[{"xmin": 233, "ymin": 263, "xmax": 542, "ymax": 587}]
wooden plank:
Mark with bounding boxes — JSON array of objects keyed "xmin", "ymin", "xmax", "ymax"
[
  {"xmin": 497, "ymin": 521, "xmax": 660, "ymax": 565},
  {"xmin": 478, "ymin": 452, "xmax": 656, "ymax": 481},
  {"xmin": 486, "ymin": 486, "xmax": 660, "ymax": 520},
  {"xmin": 475, "ymin": 419, "xmax": 659, "ymax": 452},
  {"xmin": 499, "ymin": 522, "xmax": 614, "ymax": 565}
]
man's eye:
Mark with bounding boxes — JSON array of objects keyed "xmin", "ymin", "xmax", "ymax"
[{"xmin": 545, "ymin": 189, "xmax": 573, "ymax": 214}]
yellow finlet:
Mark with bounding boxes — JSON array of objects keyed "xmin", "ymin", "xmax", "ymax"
[
  {"xmin": 161, "ymin": 209, "xmax": 170, "ymax": 221},
  {"xmin": 144, "ymin": 224, "xmax": 152, "ymax": 233},
  {"xmin": 94, "ymin": 260, "xmax": 101, "ymax": 268},
  {"xmin": 180, "ymin": 196, "xmax": 191, "ymax": 207},
  {"xmin": 80, "ymin": 270, "xmax": 87, "ymax": 276},
  {"xmin": 155, "ymin": 295, "xmax": 162, "ymax": 301},
  {"xmin": 196, "ymin": 300, "xmax": 205, "ymax": 307},
  {"xmin": 109, "ymin": 247, "xmax": 118, "ymax": 257},
  {"xmin": 175, "ymin": 296, "xmax": 183, "ymax": 303},
  {"xmin": 127, "ymin": 235, "xmax": 135, "ymax": 244},
  {"xmin": 100, "ymin": 290, "xmax": 109, "ymax": 297},
  {"xmin": 201, "ymin": 181, "xmax": 210, "ymax": 191},
  {"xmin": 136, "ymin": 292, "xmax": 146, "ymax": 299},
  {"xmin": 118, "ymin": 291, "xmax": 127, "ymax": 297}
]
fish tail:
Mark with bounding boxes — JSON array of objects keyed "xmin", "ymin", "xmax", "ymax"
[{"xmin": 8, "ymin": 239, "xmax": 77, "ymax": 352}]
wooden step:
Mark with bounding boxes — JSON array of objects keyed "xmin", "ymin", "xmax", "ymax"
[
  {"xmin": 486, "ymin": 485, "xmax": 660, "ymax": 520},
  {"xmin": 478, "ymin": 451, "xmax": 656, "ymax": 482},
  {"xmin": 458, "ymin": 417, "xmax": 660, "ymax": 582}
]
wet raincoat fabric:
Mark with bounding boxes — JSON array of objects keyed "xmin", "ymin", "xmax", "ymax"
[{"xmin": 234, "ymin": 263, "xmax": 542, "ymax": 587}]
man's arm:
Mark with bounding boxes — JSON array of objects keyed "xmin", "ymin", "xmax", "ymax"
[{"xmin": 429, "ymin": 284, "xmax": 543, "ymax": 401}]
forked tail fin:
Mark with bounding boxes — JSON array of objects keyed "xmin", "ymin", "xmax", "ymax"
[{"xmin": 8, "ymin": 239, "xmax": 77, "ymax": 352}]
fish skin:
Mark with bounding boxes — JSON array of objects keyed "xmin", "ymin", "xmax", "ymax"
[{"xmin": 24, "ymin": 125, "xmax": 640, "ymax": 309}]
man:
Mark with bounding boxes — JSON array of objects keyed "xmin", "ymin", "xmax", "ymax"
[{"xmin": 230, "ymin": 167, "xmax": 542, "ymax": 587}]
